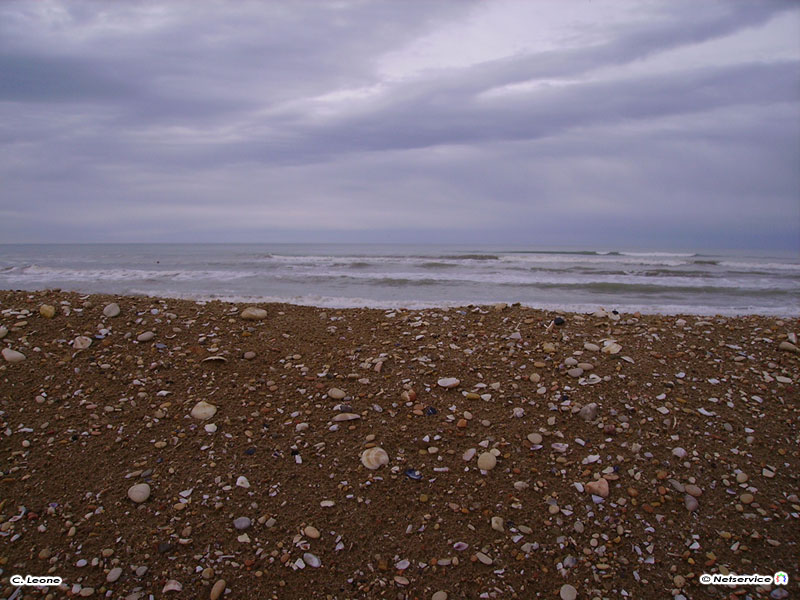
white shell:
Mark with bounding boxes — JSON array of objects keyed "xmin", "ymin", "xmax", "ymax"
[
  {"xmin": 332, "ymin": 413, "xmax": 360, "ymax": 422},
  {"xmin": 190, "ymin": 401, "xmax": 217, "ymax": 420},
  {"xmin": 202, "ymin": 355, "xmax": 228, "ymax": 363},
  {"xmin": 162, "ymin": 580, "xmax": 182, "ymax": 593},
  {"xmin": 73, "ymin": 336, "xmax": 92, "ymax": 350},
  {"xmin": 361, "ymin": 446, "xmax": 389, "ymax": 470},
  {"xmin": 437, "ymin": 377, "xmax": 460, "ymax": 388}
]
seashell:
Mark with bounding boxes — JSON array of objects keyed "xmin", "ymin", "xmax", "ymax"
[
  {"xmin": 202, "ymin": 355, "xmax": 228, "ymax": 363},
  {"xmin": 361, "ymin": 446, "xmax": 389, "ymax": 470},
  {"xmin": 73, "ymin": 336, "xmax": 92, "ymax": 350},
  {"xmin": 602, "ymin": 342, "xmax": 622, "ymax": 354},
  {"xmin": 190, "ymin": 401, "xmax": 217, "ymax": 420},
  {"xmin": 332, "ymin": 413, "xmax": 360, "ymax": 422},
  {"xmin": 162, "ymin": 579, "xmax": 182, "ymax": 593},
  {"xmin": 453, "ymin": 541, "xmax": 469, "ymax": 551},
  {"xmin": 437, "ymin": 377, "xmax": 460, "ymax": 388}
]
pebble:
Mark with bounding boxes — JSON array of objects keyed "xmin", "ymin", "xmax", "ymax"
[
  {"xmin": 303, "ymin": 525, "xmax": 320, "ymax": 539},
  {"xmin": 361, "ymin": 446, "xmax": 389, "ymax": 470},
  {"xmin": 1, "ymin": 348, "xmax": 26, "ymax": 363},
  {"xmin": 191, "ymin": 401, "xmax": 218, "ymax": 420},
  {"xmin": 137, "ymin": 331, "xmax": 155, "ymax": 342},
  {"xmin": 127, "ymin": 483, "xmax": 151, "ymax": 503},
  {"xmin": 432, "ymin": 592, "xmax": 448, "ymax": 600},
  {"xmin": 584, "ymin": 478, "xmax": 609, "ymax": 498},
  {"xmin": 233, "ymin": 517, "xmax": 251, "ymax": 530},
  {"xmin": 40, "ymin": 304, "xmax": 56, "ymax": 318},
  {"xmin": 236, "ymin": 476, "xmax": 250, "ymax": 488},
  {"xmin": 103, "ymin": 303, "xmax": 121, "ymax": 318},
  {"xmin": 527, "ymin": 433, "xmax": 542, "ymax": 444},
  {"xmin": 243, "ymin": 351, "xmax": 256, "ymax": 360},
  {"xmin": 477, "ymin": 452, "xmax": 497, "ymax": 471},
  {"xmin": 740, "ymin": 493, "xmax": 754, "ymax": 504},
  {"xmin": 303, "ymin": 552, "xmax": 321, "ymax": 568},
  {"xmin": 567, "ymin": 367, "xmax": 584, "ymax": 378},
  {"xmin": 327, "ymin": 388, "xmax": 346, "ymax": 400},
  {"xmin": 560, "ymin": 583, "xmax": 578, "ymax": 600},
  {"xmin": 672, "ymin": 447, "xmax": 687, "ymax": 459},
  {"xmin": 583, "ymin": 342, "xmax": 599, "ymax": 352},
  {"xmin": 778, "ymin": 340, "xmax": 798, "ymax": 353},
  {"xmin": 210, "ymin": 579, "xmax": 226, "ymax": 600},
  {"xmin": 205, "ymin": 423, "xmax": 218, "ymax": 433},
  {"xmin": 684, "ymin": 494, "xmax": 699, "ymax": 512},
  {"xmin": 579, "ymin": 403, "xmax": 598, "ymax": 422},
  {"xmin": 0, "ymin": 325, "xmax": 7, "ymax": 339},
  {"xmin": 73, "ymin": 335, "xmax": 93, "ymax": 350},
  {"xmin": 475, "ymin": 551, "xmax": 493, "ymax": 565},
  {"xmin": 241, "ymin": 307, "xmax": 268, "ymax": 320},
  {"xmin": 437, "ymin": 377, "xmax": 460, "ymax": 388},
  {"xmin": 685, "ymin": 484, "xmax": 702, "ymax": 497},
  {"xmin": 106, "ymin": 567, "xmax": 123, "ymax": 583},
  {"xmin": 736, "ymin": 472, "xmax": 748, "ymax": 483}
]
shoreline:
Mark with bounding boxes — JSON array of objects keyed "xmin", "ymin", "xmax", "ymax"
[
  {"xmin": 2, "ymin": 286, "xmax": 799, "ymax": 319},
  {"xmin": 1, "ymin": 288, "xmax": 797, "ymax": 599}
]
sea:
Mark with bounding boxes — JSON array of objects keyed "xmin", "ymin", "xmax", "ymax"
[{"xmin": 0, "ymin": 244, "xmax": 798, "ymax": 317}]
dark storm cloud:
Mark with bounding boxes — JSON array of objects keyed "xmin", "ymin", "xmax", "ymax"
[{"xmin": 0, "ymin": 0, "xmax": 797, "ymax": 248}]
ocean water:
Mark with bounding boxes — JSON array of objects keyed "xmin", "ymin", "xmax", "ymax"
[{"xmin": 0, "ymin": 244, "xmax": 798, "ymax": 316}]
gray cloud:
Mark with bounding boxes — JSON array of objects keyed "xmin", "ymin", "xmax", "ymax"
[{"xmin": 0, "ymin": 0, "xmax": 798, "ymax": 249}]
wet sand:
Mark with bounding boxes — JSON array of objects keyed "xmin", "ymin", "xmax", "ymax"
[{"xmin": 1, "ymin": 289, "xmax": 798, "ymax": 599}]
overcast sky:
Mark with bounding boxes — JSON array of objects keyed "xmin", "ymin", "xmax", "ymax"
[{"xmin": 1, "ymin": 0, "xmax": 798, "ymax": 250}]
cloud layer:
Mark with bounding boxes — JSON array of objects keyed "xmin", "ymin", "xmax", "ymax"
[{"xmin": 1, "ymin": 0, "xmax": 798, "ymax": 249}]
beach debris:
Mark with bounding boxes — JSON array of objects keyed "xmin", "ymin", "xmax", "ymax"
[{"xmin": 361, "ymin": 446, "xmax": 389, "ymax": 469}]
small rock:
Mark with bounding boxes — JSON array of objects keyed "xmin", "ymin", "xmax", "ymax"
[
  {"xmin": 0, "ymin": 325, "xmax": 7, "ymax": 339},
  {"xmin": 475, "ymin": 551, "xmax": 493, "ymax": 565},
  {"xmin": 560, "ymin": 583, "xmax": 578, "ymax": 600},
  {"xmin": 778, "ymin": 341, "xmax": 798, "ymax": 353},
  {"xmin": 73, "ymin": 336, "xmax": 92, "ymax": 350},
  {"xmin": 303, "ymin": 552, "xmax": 321, "ymax": 568},
  {"xmin": 39, "ymin": 304, "xmax": 56, "ymax": 318},
  {"xmin": 491, "ymin": 516, "xmax": 504, "ymax": 532},
  {"xmin": 672, "ymin": 447, "xmax": 687, "ymax": 459},
  {"xmin": 106, "ymin": 567, "xmax": 123, "ymax": 583},
  {"xmin": 740, "ymin": 493, "xmax": 754, "ymax": 504},
  {"xmin": 103, "ymin": 303, "xmax": 121, "ymax": 318},
  {"xmin": 327, "ymin": 388, "xmax": 346, "ymax": 400},
  {"xmin": 477, "ymin": 452, "xmax": 497, "ymax": 471},
  {"xmin": 243, "ymin": 351, "xmax": 256, "ymax": 360},
  {"xmin": 567, "ymin": 367, "xmax": 584, "ymax": 378},
  {"xmin": 579, "ymin": 403, "xmax": 598, "ymax": 422},
  {"xmin": 1, "ymin": 348, "xmax": 26, "ymax": 363},
  {"xmin": 685, "ymin": 484, "xmax": 702, "ymax": 497},
  {"xmin": 236, "ymin": 476, "xmax": 250, "ymax": 488},
  {"xmin": 191, "ymin": 401, "xmax": 217, "ymax": 420},
  {"xmin": 684, "ymin": 494, "xmax": 699, "ymax": 512},
  {"xmin": 127, "ymin": 483, "xmax": 151, "ymax": 503},
  {"xmin": 432, "ymin": 592, "xmax": 448, "ymax": 600},
  {"xmin": 304, "ymin": 525, "xmax": 320, "ymax": 539},
  {"xmin": 241, "ymin": 307, "xmax": 267, "ymax": 320},
  {"xmin": 584, "ymin": 478, "xmax": 609, "ymax": 498},
  {"xmin": 137, "ymin": 331, "xmax": 154, "ymax": 342},
  {"xmin": 210, "ymin": 579, "xmax": 226, "ymax": 600},
  {"xmin": 437, "ymin": 377, "xmax": 460, "ymax": 388},
  {"xmin": 233, "ymin": 517, "xmax": 251, "ymax": 530},
  {"xmin": 736, "ymin": 472, "xmax": 749, "ymax": 483},
  {"xmin": 527, "ymin": 433, "xmax": 542, "ymax": 444}
]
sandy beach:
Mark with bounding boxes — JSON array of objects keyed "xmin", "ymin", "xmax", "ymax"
[{"xmin": 1, "ymin": 289, "xmax": 797, "ymax": 599}]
